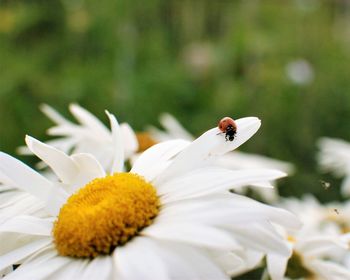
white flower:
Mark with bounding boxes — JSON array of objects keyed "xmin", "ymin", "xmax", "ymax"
[
  {"xmin": 147, "ymin": 113, "xmax": 294, "ymax": 202},
  {"xmin": 2, "ymin": 108, "xmax": 136, "ymax": 223},
  {"xmin": 266, "ymin": 196, "xmax": 350, "ymax": 280},
  {"xmin": 0, "ymin": 116, "xmax": 300, "ymax": 279},
  {"xmin": 285, "ymin": 59, "xmax": 314, "ymax": 85},
  {"xmin": 18, "ymin": 104, "xmax": 138, "ymax": 173},
  {"xmin": 317, "ymin": 137, "xmax": 350, "ymax": 196},
  {"xmin": 276, "ymin": 195, "xmax": 327, "ymax": 234},
  {"xmin": 181, "ymin": 42, "xmax": 216, "ymax": 78},
  {"xmin": 266, "ymin": 232, "xmax": 350, "ymax": 280}
]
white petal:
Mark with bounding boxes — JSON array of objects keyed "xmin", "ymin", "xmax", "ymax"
[
  {"xmin": 18, "ymin": 246, "xmax": 56, "ymax": 265},
  {"xmin": 217, "ymin": 248, "xmax": 264, "ymax": 279},
  {"xmin": 131, "ymin": 140, "xmax": 190, "ymax": 181},
  {"xmin": 297, "ymin": 236, "xmax": 348, "ymax": 257},
  {"xmin": 158, "ymin": 168, "xmax": 286, "ymax": 202},
  {"xmin": 120, "ymin": 123, "xmax": 139, "ymax": 158},
  {"xmin": 146, "ymin": 126, "xmax": 173, "ymax": 142},
  {"xmin": 106, "ymin": 111, "xmax": 124, "ymax": 173},
  {"xmin": 154, "ymin": 117, "xmax": 261, "ymax": 185},
  {"xmin": 159, "ymin": 113, "xmax": 194, "ymax": 141},
  {"xmin": 0, "ymin": 190, "xmax": 28, "ymax": 208},
  {"xmin": 258, "ymin": 206, "xmax": 301, "ymax": 230},
  {"xmin": 0, "ymin": 238, "xmax": 52, "ymax": 271},
  {"xmin": 252, "ymin": 186, "xmax": 279, "ymax": 203},
  {"xmin": 42, "ymin": 138, "xmax": 78, "ymax": 156},
  {"xmin": 308, "ymin": 259, "xmax": 350, "ymax": 280},
  {"xmin": 114, "ymin": 238, "xmax": 229, "ymax": 280},
  {"xmin": 114, "ymin": 237, "xmax": 170, "ymax": 280},
  {"xmin": 147, "ymin": 239, "xmax": 229, "ymax": 280},
  {"xmin": 16, "ymin": 145, "xmax": 31, "ymax": 156},
  {"xmin": 0, "ymin": 152, "xmax": 52, "ymax": 202},
  {"xmin": 341, "ymin": 175, "xmax": 350, "ymax": 196},
  {"xmin": 0, "ymin": 194, "xmax": 46, "ymax": 222},
  {"xmin": 45, "ymin": 183, "xmax": 69, "ymax": 217},
  {"xmin": 4, "ymin": 255, "xmax": 71, "ymax": 280},
  {"xmin": 266, "ymin": 253, "xmax": 289, "ymax": 280},
  {"xmin": 81, "ymin": 256, "xmax": 113, "ymax": 280},
  {"xmin": 69, "ymin": 104, "xmax": 110, "ymax": 138},
  {"xmin": 212, "ymin": 251, "xmax": 245, "ymax": 276},
  {"xmin": 157, "ymin": 196, "xmax": 300, "ymax": 230},
  {"xmin": 68, "ymin": 153, "xmax": 105, "ymax": 191},
  {"xmin": 317, "ymin": 137, "xmax": 350, "ymax": 177},
  {"xmin": 0, "ymin": 172, "xmax": 15, "ymax": 187},
  {"xmin": 216, "ymin": 151, "xmax": 294, "ymax": 174},
  {"xmin": 142, "ymin": 223, "xmax": 239, "ymax": 251},
  {"xmin": 25, "ymin": 136, "xmax": 78, "ymax": 184},
  {"xmin": 47, "ymin": 125, "xmax": 87, "ymax": 137},
  {"xmin": 40, "ymin": 104, "xmax": 71, "ymax": 125},
  {"xmin": 50, "ymin": 258, "xmax": 89, "ymax": 280},
  {"xmin": 0, "ymin": 216, "xmax": 53, "ymax": 236},
  {"xmin": 212, "ymin": 117, "xmax": 261, "ymax": 155},
  {"xmin": 229, "ymin": 223, "xmax": 291, "ymax": 257}
]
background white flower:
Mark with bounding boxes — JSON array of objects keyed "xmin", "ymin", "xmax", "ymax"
[
  {"xmin": 317, "ymin": 137, "xmax": 350, "ymax": 196},
  {"xmin": 18, "ymin": 104, "xmax": 138, "ymax": 173},
  {"xmin": 285, "ymin": 58, "xmax": 314, "ymax": 86},
  {"xmin": 267, "ymin": 196, "xmax": 350, "ymax": 280},
  {"xmin": 0, "ymin": 109, "xmax": 131, "ymax": 225}
]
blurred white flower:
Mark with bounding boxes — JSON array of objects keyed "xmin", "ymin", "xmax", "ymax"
[
  {"xmin": 317, "ymin": 137, "xmax": 350, "ymax": 196},
  {"xmin": 276, "ymin": 195, "xmax": 326, "ymax": 233},
  {"xmin": 0, "ymin": 116, "xmax": 301, "ymax": 279},
  {"xmin": 267, "ymin": 196, "xmax": 350, "ymax": 280},
  {"xmin": 18, "ymin": 104, "xmax": 138, "ymax": 173},
  {"xmin": 266, "ymin": 232, "xmax": 350, "ymax": 280},
  {"xmin": 294, "ymin": 0, "xmax": 320, "ymax": 12},
  {"xmin": 182, "ymin": 42, "xmax": 216, "ymax": 78},
  {"xmin": 147, "ymin": 113, "xmax": 294, "ymax": 203},
  {"xmin": 285, "ymin": 59, "xmax": 314, "ymax": 85}
]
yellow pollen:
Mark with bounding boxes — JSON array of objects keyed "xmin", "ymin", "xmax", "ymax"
[
  {"xmin": 136, "ymin": 132, "xmax": 158, "ymax": 152},
  {"xmin": 287, "ymin": 235, "xmax": 296, "ymax": 243},
  {"xmin": 53, "ymin": 173, "xmax": 159, "ymax": 258}
]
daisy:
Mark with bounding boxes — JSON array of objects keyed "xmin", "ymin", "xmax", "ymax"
[
  {"xmin": 1, "ymin": 108, "xmax": 134, "ymax": 225},
  {"xmin": 18, "ymin": 104, "xmax": 138, "ymax": 173},
  {"xmin": 147, "ymin": 113, "xmax": 294, "ymax": 202},
  {"xmin": 317, "ymin": 137, "xmax": 350, "ymax": 196},
  {"xmin": 266, "ymin": 232, "xmax": 350, "ymax": 280},
  {"xmin": 266, "ymin": 197, "xmax": 350, "ymax": 280},
  {"xmin": 322, "ymin": 201, "xmax": 350, "ymax": 235},
  {"xmin": 281, "ymin": 195, "xmax": 350, "ymax": 237},
  {"xmin": 0, "ymin": 115, "xmax": 300, "ymax": 279},
  {"xmin": 285, "ymin": 59, "xmax": 314, "ymax": 86}
]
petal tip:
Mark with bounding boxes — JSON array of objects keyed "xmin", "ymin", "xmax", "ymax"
[{"xmin": 24, "ymin": 135, "xmax": 34, "ymax": 146}]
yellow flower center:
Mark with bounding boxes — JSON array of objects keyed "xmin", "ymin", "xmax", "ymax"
[
  {"xmin": 287, "ymin": 235, "xmax": 296, "ymax": 243},
  {"xmin": 325, "ymin": 212, "xmax": 350, "ymax": 234},
  {"xmin": 136, "ymin": 132, "xmax": 158, "ymax": 152},
  {"xmin": 53, "ymin": 173, "xmax": 159, "ymax": 258},
  {"xmin": 285, "ymin": 251, "xmax": 314, "ymax": 279}
]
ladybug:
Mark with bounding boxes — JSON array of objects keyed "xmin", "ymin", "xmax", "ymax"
[{"xmin": 218, "ymin": 117, "xmax": 237, "ymax": 141}]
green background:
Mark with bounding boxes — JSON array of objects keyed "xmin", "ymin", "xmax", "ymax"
[{"xmin": 1, "ymin": 0, "xmax": 350, "ymax": 203}]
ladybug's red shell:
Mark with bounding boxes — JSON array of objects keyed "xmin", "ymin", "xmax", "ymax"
[{"xmin": 218, "ymin": 117, "xmax": 237, "ymax": 132}]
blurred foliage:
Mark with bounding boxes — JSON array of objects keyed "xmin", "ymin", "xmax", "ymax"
[{"xmin": 1, "ymin": 0, "xmax": 350, "ymax": 203}]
